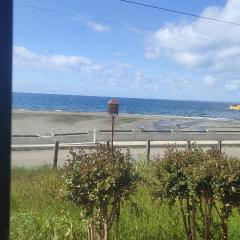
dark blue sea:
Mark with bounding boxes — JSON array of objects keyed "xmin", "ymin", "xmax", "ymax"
[{"xmin": 12, "ymin": 92, "xmax": 240, "ymax": 120}]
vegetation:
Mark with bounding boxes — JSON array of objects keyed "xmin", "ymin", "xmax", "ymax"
[
  {"xmin": 62, "ymin": 145, "xmax": 138, "ymax": 240},
  {"xmin": 10, "ymin": 146, "xmax": 240, "ymax": 240},
  {"xmin": 152, "ymin": 147, "xmax": 240, "ymax": 240}
]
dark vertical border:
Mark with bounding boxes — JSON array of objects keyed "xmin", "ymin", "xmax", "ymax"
[{"xmin": 0, "ymin": 0, "xmax": 13, "ymax": 239}]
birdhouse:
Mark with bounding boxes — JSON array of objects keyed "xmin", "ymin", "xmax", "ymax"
[{"xmin": 108, "ymin": 98, "xmax": 119, "ymax": 116}]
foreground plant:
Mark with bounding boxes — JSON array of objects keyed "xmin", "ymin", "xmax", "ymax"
[
  {"xmin": 62, "ymin": 144, "xmax": 138, "ymax": 240},
  {"xmin": 152, "ymin": 147, "xmax": 240, "ymax": 240}
]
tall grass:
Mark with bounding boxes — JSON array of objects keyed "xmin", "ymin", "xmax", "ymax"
[
  {"xmin": 10, "ymin": 166, "xmax": 240, "ymax": 239},
  {"xmin": 11, "ymin": 167, "xmax": 85, "ymax": 240}
]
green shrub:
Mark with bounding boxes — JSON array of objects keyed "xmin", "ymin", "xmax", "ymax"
[
  {"xmin": 62, "ymin": 144, "xmax": 138, "ymax": 240},
  {"xmin": 152, "ymin": 147, "xmax": 240, "ymax": 240}
]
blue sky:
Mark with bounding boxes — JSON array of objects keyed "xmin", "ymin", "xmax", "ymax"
[{"xmin": 13, "ymin": 0, "xmax": 240, "ymax": 101}]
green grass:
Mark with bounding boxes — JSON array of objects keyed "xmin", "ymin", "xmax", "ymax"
[
  {"xmin": 11, "ymin": 167, "xmax": 85, "ymax": 240},
  {"xmin": 10, "ymin": 166, "xmax": 240, "ymax": 240}
]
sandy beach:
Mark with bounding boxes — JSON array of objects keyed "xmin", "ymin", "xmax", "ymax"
[
  {"xmin": 12, "ymin": 109, "xmax": 240, "ymax": 135},
  {"xmin": 12, "ymin": 109, "xmax": 159, "ymax": 135},
  {"xmin": 11, "ymin": 110, "xmax": 240, "ymax": 167}
]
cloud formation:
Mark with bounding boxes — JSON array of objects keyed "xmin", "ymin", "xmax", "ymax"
[
  {"xmin": 14, "ymin": 45, "xmax": 193, "ymax": 98},
  {"xmin": 14, "ymin": 45, "xmax": 102, "ymax": 73},
  {"xmin": 13, "ymin": 45, "xmax": 141, "ymax": 88},
  {"xmin": 204, "ymin": 75, "xmax": 217, "ymax": 86},
  {"xmin": 86, "ymin": 20, "xmax": 110, "ymax": 32},
  {"xmin": 145, "ymin": 0, "xmax": 240, "ymax": 91},
  {"xmin": 71, "ymin": 15, "xmax": 111, "ymax": 33},
  {"xmin": 15, "ymin": 41, "xmax": 238, "ymax": 100}
]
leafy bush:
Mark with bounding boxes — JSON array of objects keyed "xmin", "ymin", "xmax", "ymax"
[
  {"xmin": 62, "ymin": 144, "xmax": 138, "ymax": 240},
  {"xmin": 152, "ymin": 147, "xmax": 240, "ymax": 240}
]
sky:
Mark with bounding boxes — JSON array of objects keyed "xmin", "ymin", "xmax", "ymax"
[{"xmin": 13, "ymin": 0, "xmax": 240, "ymax": 102}]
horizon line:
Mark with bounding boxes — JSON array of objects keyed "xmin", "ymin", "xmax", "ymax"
[{"xmin": 12, "ymin": 91, "xmax": 235, "ymax": 104}]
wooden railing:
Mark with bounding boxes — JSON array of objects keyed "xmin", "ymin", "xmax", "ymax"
[{"xmin": 12, "ymin": 129, "xmax": 240, "ymax": 168}]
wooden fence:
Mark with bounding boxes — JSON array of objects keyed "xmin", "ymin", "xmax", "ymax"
[
  {"xmin": 12, "ymin": 129, "xmax": 240, "ymax": 168},
  {"xmin": 12, "ymin": 129, "xmax": 240, "ymax": 144}
]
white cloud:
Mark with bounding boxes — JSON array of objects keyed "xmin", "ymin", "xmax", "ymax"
[
  {"xmin": 72, "ymin": 16, "xmax": 111, "ymax": 33},
  {"xmin": 13, "ymin": 46, "xmax": 150, "ymax": 90},
  {"xmin": 204, "ymin": 75, "xmax": 217, "ymax": 86},
  {"xmin": 86, "ymin": 20, "xmax": 110, "ymax": 32},
  {"xmin": 225, "ymin": 83, "xmax": 239, "ymax": 91},
  {"xmin": 173, "ymin": 51, "xmax": 210, "ymax": 68},
  {"xmin": 145, "ymin": 0, "xmax": 240, "ymax": 85},
  {"xmin": 13, "ymin": 45, "xmax": 222, "ymax": 99},
  {"xmin": 144, "ymin": 0, "xmax": 240, "ymax": 99},
  {"xmin": 14, "ymin": 45, "xmax": 102, "ymax": 73}
]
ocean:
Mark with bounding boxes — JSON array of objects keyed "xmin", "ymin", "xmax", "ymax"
[{"xmin": 12, "ymin": 92, "xmax": 240, "ymax": 120}]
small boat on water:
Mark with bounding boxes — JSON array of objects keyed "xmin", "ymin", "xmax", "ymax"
[{"xmin": 229, "ymin": 104, "xmax": 240, "ymax": 110}]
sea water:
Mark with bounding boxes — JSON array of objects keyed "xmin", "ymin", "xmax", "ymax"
[{"xmin": 12, "ymin": 92, "xmax": 240, "ymax": 120}]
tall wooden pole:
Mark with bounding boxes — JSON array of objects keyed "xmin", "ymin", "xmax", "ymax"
[
  {"xmin": 0, "ymin": 0, "xmax": 13, "ymax": 239},
  {"xmin": 218, "ymin": 140, "xmax": 222, "ymax": 154},
  {"xmin": 53, "ymin": 141, "xmax": 59, "ymax": 168},
  {"xmin": 146, "ymin": 139, "xmax": 151, "ymax": 162},
  {"xmin": 111, "ymin": 115, "xmax": 115, "ymax": 151}
]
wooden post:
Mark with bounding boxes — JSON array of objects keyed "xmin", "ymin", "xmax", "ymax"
[
  {"xmin": 218, "ymin": 140, "xmax": 222, "ymax": 153},
  {"xmin": 53, "ymin": 141, "xmax": 59, "ymax": 168},
  {"xmin": 146, "ymin": 139, "xmax": 151, "ymax": 162},
  {"xmin": 111, "ymin": 115, "xmax": 115, "ymax": 150},
  {"xmin": 106, "ymin": 140, "xmax": 110, "ymax": 148},
  {"xmin": 187, "ymin": 140, "xmax": 191, "ymax": 150}
]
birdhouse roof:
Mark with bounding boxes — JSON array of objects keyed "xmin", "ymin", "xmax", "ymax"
[{"xmin": 108, "ymin": 98, "xmax": 119, "ymax": 104}]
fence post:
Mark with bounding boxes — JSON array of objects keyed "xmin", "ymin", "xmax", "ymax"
[
  {"xmin": 218, "ymin": 140, "xmax": 222, "ymax": 153},
  {"xmin": 187, "ymin": 140, "xmax": 191, "ymax": 150},
  {"xmin": 146, "ymin": 139, "xmax": 151, "ymax": 162},
  {"xmin": 106, "ymin": 140, "xmax": 110, "ymax": 150},
  {"xmin": 53, "ymin": 141, "xmax": 59, "ymax": 168}
]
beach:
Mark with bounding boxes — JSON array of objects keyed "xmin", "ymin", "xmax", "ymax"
[
  {"xmin": 11, "ymin": 110, "xmax": 240, "ymax": 167},
  {"xmin": 12, "ymin": 109, "xmax": 240, "ymax": 135},
  {"xmin": 12, "ymin": 109, "xmax": 159, "ymax": 135}
]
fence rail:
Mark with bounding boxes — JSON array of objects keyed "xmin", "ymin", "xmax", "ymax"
[
  {"xmin": 12, "ymin": 129, "xmax": 240, "ymax": 168},
  {"xmin": 12, "ymin": 129, "xmax": 240, "ymax": 142},
  {"xmin": 12, "ymin": 139, "xmax": 240, "ymax": 168}
]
